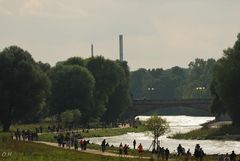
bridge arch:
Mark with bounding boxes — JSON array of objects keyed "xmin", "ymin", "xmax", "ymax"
[{"xmin": 127, "ymin": 99, "xmax": 212, "ymax": 117}]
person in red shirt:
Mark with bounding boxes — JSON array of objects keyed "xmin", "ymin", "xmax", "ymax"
[{"xmin": 137, "ymin": 143, "xmax": 144, "ymax": 157}]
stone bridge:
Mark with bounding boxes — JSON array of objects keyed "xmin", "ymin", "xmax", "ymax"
[{"xmin": 126, "ymin": 99, "xmax": 212, "ymax": 117}]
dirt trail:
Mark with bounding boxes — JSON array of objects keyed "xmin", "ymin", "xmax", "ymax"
[{"xmin": 36, "ymin": 141, "xmax": 150, "ymax": 160}]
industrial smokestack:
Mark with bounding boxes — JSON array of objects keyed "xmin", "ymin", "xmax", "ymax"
[
  {"xmin": 119, "ymin": 34, "xmax": 123, "ymax": 61},
  {"xmin": 91, "ymin": 44, "xmax": 94, "ymax": 58}
]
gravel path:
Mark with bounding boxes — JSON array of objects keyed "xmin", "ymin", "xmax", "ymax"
[{"xmin": 36, "ymin": 141, "xmax": 151, "ymax": 160}]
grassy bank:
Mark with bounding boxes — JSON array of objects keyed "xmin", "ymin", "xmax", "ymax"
[
  {"xmin": 39, "ymin": 126, "xmax": 146, "ymax": 142},
  {"xmin": 170, "ymin": 124, "xmax": 240, "ymax": 141},
  {"xmin": 0, "ymin": 134, "xmax": 141, "ymax": 161},
  {"xmin": 1, "ymin": 133, "xmax": 239, "ymax": 161},
  {"xmin": 10, "ymin": 122, "xmax": 51, "ymax": 132}
]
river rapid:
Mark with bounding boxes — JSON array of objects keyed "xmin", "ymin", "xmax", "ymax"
[{"xmin": 89, "ymin": 115, "xmax": 240, "ymax": 154}]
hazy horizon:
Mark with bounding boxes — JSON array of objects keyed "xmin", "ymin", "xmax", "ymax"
[{"xmin": 1, "ymin": 0, "xmax": 240, "ymax": 70}]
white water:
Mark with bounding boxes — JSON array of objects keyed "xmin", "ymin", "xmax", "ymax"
[{"xmin": 89, "ymin": 115, "xmax": 240, "ymax": 154}]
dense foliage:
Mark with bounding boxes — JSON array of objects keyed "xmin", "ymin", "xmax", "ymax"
[
  {"xmin": 0, "ymin": 46, "xmax": 131, "ymax": 130},
  {"xmin": 49, "ymin": 64, "xmax": 95, "ymax": 122},
  {"xmin": 2, "ymin": 37, "xmax": 240, "ymax": 129},
  {"xmin": 0, "ymin": 46, "xmax": 50, "ymax": 131},
  {"xmin": 60, "ymin": 109, "xmax": 81, "ymax": 127},
  {"xmin": 210, "ymin": 34, "xmax": 240, "ymax": 127},
  {"xmin": 130, "ymin": 59, "xmax": 216, "ymax": 100},
  {"xmin": 103, "ymin": 61, "xmax": 132, "ymax": 122},
  {"xmin": 50, "ymin": 56, "xmax": 132, "ymax": 124}
]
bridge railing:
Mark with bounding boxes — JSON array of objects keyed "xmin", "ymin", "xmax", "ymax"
[{"xmin": 133, "ymin": 99, "xmax": 212, "ymax": 105}]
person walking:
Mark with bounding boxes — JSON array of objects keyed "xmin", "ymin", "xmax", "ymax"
[
  {"xmin": 123, "ymin": 144, "xmax": 129, "ymax": 156},
  {"xmin": 165, "ymin": 148, "xmax": 170, "ymax": 161},
  {"xmin": 194, "ymin": 144, "xmax": 201, "ymax": 161},
  {"xmin": 74, "ymin": 138, "xmax": 78, "ymax": 150},
  {"xmin": 177, "ymin": 144, "xmax": 183, "ymax": 155},
  {"xmin": 137, "ymin": 143, "xmax": 144, "ymax": 158},
  {"xmin": 83, "ymin": 140, "xmax": 87, "ymax": 150},
  {"xmin": 200, "ymin": 148, "xmax": 205, "ymax": 161},
  {"xmin": 224, "ymin": 153, "xmax": 230, "ymax": 161},
  {"xmin": 119, "ymin": 143, "xmax": 123, "ymax": 156},
  {"xmin": 133, "ymin": 139, "xmax": 136, "ymax": 150},
  {"xmin": 101, "ymin": 139, "xmax": 106, "ymax": 152},
  {"xmin": 80, "ymin": 140, "xmax": 84, "ymax": 150},
  {"xmin": 160, "ymin": 147, "xmax": 165, "ymax": 160},
  {"xmin": 185, "ymin": 149, "xmax": 191, "ymax": 161},
  {"xmin": 230, "ymin": 151, "xmax": 236, "ymax": 161}
]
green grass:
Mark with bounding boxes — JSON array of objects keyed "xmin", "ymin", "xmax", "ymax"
[
  {"xmin": 170, "ymin": 125, "xmax": 240, "ymax": 140},
  {"xmin": 9, "ymin": 122, "xmax": 52, "ymax": 132},
  {"xmin": 1, "ymin": 133, "xmax": 239, "ymax": 161},
  {"xmin": 0, "ymin": 134, "xmax": 142, "ymax": 161},
  {"xmin": 6, "ymin": 122, "xmax": 146, "ymax": 135},
  {"xmin": 80, "ymin": 126, "xmax": 147, "ymax": 138},
  {"xmin": 39, "ymin": 126, "xmax": 147, "ymax": 142}
]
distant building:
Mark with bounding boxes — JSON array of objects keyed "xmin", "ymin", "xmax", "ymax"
[{"xmin": 119, "ymin": 34, "xmax": 123, "ymax": 61}]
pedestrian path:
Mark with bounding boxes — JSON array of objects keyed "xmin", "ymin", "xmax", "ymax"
[{"xmin": 36, "ymin": 141, "xmax": 151, "ymax": 160}]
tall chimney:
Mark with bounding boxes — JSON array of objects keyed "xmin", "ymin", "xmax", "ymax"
[
  {"xmin": 91, "ymin": 44, "xmax": 94, "ymax": 58},
  {"xmin": 119, "ymin": 34, "xmax": 123, "ymax": 61}
]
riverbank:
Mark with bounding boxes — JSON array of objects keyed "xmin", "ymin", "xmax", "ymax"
[
  {"xmin": 38, "ymin": 125, "xmax": 147, "ymax": 143},
  {"xmin": 1, "ymin": 133, "xmax": 239, "ymax": 161},
  {"xmin": 0, "ymin": 133, "xmax": 141, "ymax": 161},
  {"xmin": 170, "ymin": 120, "xmax": 240, "ymax": 141}
]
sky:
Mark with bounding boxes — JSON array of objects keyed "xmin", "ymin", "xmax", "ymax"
[{"xmin": 0, "ymin": 0, "xmax": 240, "ymax": 71}]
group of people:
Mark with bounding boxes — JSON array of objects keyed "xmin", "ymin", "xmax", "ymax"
[
  {"xmin": 177, "ymin": 144, "xmax": 186, "ymax": 155},
  {"xmin": 100, "ymin": 139, "xmax": 113, "ymax": 152},
  {"xmin": 118, "ymin": 143, "xmax": 129, "ymax": 156},
  {"xmin": 11, "ymin": 128, "xmax": 239, "ymax": 161},
  {"xmin": 11, "ymin": 128, "xmax": 39, "ymax": 141},
  {"xmin": 219, "ymin": 151, "xmax": 237, "ymax": 161},
  {"xmin": 151, "ymin": 146, "xmax": 170, "ymax": 160},
  {"xmin": 175, "ymin": 144, "xmax": 205, "ymax": 161},
  {"xmin": 56, "ymin": 132, "xmax": 89, "ymax": 151},
  {"xmin": 193, "ymin": 144, "xmax": 205, "ymax": 161},
  {"xmin": 102, "ymin": 139, "xmax": 145, "ymax": 157}
]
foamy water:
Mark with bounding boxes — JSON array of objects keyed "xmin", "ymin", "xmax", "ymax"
[{"xmin": 89, "ymin": 115, "xmax": 240, "ymax": 154}]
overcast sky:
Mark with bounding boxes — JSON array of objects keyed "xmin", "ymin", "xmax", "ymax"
[{"xmin": 1, "ymin": 0, "xmax": 240, "ymax": 71}]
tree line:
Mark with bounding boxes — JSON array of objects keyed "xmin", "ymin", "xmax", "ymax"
[
  {"xmin": 130, "ymin": 59, "xmax": 216, "ymax": 100},
  {"xmin": 0, "ymin": 46, "xmax": 131, "ymax": 131},
  {"xmin": 130, "ymin": 33, "xmax": 240, "ymax": 127},
  {"xmin": 1, "ymin": 33, "xmax": 240, "ymax": 131}
]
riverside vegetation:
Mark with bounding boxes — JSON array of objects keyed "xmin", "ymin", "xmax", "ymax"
[{"xmin": 171, "ymin": 123, "xmax": 240, "ymax": 141}]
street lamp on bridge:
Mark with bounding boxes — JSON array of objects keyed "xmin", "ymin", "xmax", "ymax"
[
  {"xmin": 195, "ymin": 86, "xmax": 206, "ymax": 98},
  {"xmin": 147, "ymin": 87, "xmax": 155, "ymax": 99}
]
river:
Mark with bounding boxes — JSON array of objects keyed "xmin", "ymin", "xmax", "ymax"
[{"xmin": 89, "ymin": 115, "xmax": 240, "ymax": 154}]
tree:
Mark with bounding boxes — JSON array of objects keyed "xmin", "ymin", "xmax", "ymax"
[
  {"xmin": 49, "ymin": 64, "xmax": 95, "ymax": 123},
  {"xmin": 85, "ymin": 56, "xmax": 122, "ymax": 121},
  {"xmin": 0, "ymin": 46, "xmax": 50, "ymax": 131},
  {"xmin": 60, "ymin": 109, "xmax": 81, "ymax": 127},
  {"xmin": 145, "ymin": 115, "xmax": 169, "ymax": 149},
  {"xmin": 38, "ymin": 61, "xmax": 51, "ymax": 73},
  {"xmin": 61, "ymin": 110, "xmax": 74, "ymax": 127},
  {"xmin": 103, "ymin": 61, "xmax": 132, "ymax": 123},
  {"xmin": 130, "ymin": 67, "xmax": 188, "ymax": 100},
  {"xmin": 210, "ymin": 33, "xmax": 240, "ymax": 127},
  {"xmin": 177, "ymin": 58, "xmax": 216, "ymax": 99},
  {"xmin": 210, "ymin": 81, "xmax": 226, "ymax": 119},
  {"xmin": 59, "ymin": 57, "xmax": 85, "ymax": 67}
]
